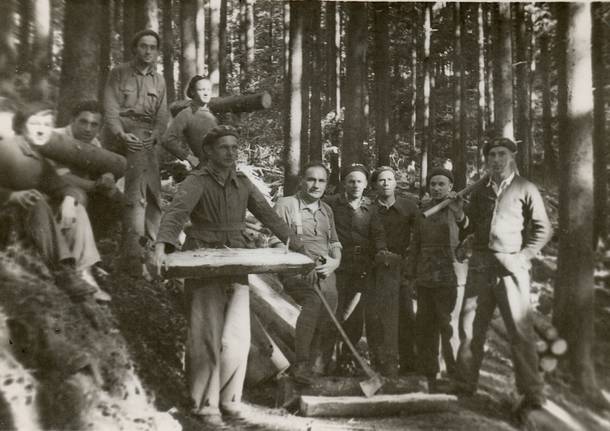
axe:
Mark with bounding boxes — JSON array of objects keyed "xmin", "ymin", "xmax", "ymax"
[{"xmin": 313, "ymin": 279, "xmax": 384, "ymax": 397}]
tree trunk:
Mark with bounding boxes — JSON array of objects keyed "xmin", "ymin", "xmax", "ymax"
[
  {"xmin": 554, "ymin": 1, "xmax": 599, "ymax": 399},
  {"xmin": 98, "ymin": 0, "xmax": 112, "ymax": 102},
  {"xmin": 410, "ymin": 6, "xmax": 418, "ymax": 153},
  {"xmin": 123, "ymin": 0, "xmax": 136, "ymax": 60},
  {"xmin": 240, "ymin": 0, "xmax": 255, "ymax": 92},
  {"xmin": 373, "ymin": 2, "xmax": 391, "ymax": 167},
  {"xmin": 300, "ymin": 2, "xmax": 312, "ymax": 168},
  {"xmin": 485, "ymin": 6, "xmax": 494, "ymax": 128},
  {"xmin": 325, "ymin": 1, "xmax": 339, "ymax": 115},
  {"xmin": 282, "ymin": 1, "xmax": 290, "ymax": 149},
  {"xmin": 539, "ymin": 33, "xmax": 556, "ymax": 183},
  {"xmin": 162, "ymin": 0, "xmax": 175, "ymax": 102},
  {"xmin": 283, "ymin": 0, "xmax": 304, "ymax": 196},
  {"xmin": 140, "ymin": 0, "xmax": 159, "ymax": 32},
  {"xmin": 209, "ymin": 0, "xmax": 221, "ymax": 96},
  {"xmin": 195, "ymin": 0, "xmax": 205, "ymax": 76},
  {"xmin": 18, "ymin": 0, "xmax": 32, "ymax": 75},
  {"xmin": 309, "ymin": 1, "xmax": 322, "ymax": 162},
  {"xmin": 180, "ymin": 0, "xmax": 197, "ymax": 96},
  {"xmin": 476, "ymin": 3, "xmax": 486, "ymax": 172},
  {"xmin": 0, "ymin": 0, "xmax": 17, "ymax": 89},
  {"xmin": 452, "ymin": 2, "xmax": 466, "ymax": 190},
  {"xmin": 492, "ymin": 3, "xmax": 514, "ymax": 140},
  {"xmin": 420, "ymin": 3, "xmax": 432, "ymax": 194},
  {"xmin": 342, "ymin": 2, "xmax": 368, "ymax": 167},
  {"xmin": 513, "ymin": 3, "xmax": 531, "ymax": 176},
  {"xmin": 218, "ymin": 0, "xmax": 228, "ymax": 96},
  {"xmin": 30, "ymin": 0, "xmax": 52, "ymax": 100},
  {"xmin": 592, "ymin": 2, "xmax": 607, "ymax": 246}
]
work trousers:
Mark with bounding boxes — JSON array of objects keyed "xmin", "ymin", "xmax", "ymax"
[
  {"xmin": 398, "ymin": 283, "xmax": 418, "ymax": 373},
  {"xmin": 283, "ymin": 273, "xmax": 337, "ymax": 368},
  {"xmin": 185, "ymin": 279, "xmax": 250, "ymax": 416},
  {"xmin": 416, "ymin": 285, "xmax": 457, "ymax": 378},
  {"xmin": 456, "ymin": 251, "xmax": 544, "ymax": 401}
]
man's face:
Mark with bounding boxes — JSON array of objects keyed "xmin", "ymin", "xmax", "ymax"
[
  {"xmin": 205, "ymin": 135, "xmax": 239, "ymax": 169},
  {"xmin": 300, "ymin": 166, "xmax": 328, "ymax": 201},
  {"xmin": 429, "ymin": 175, "xmax": 453, "ymax": 200},
  {"xmin": 135, "ymin": 35, "xmax": 159, "ymax": 65},
  {"xmin": 344, "ymin": 171, "xmax": 367, "ymax": 200},
  {"xmin": 375, "ymin": 170, "xmax": 396, "ymax": 198},
  {"xmin": 71, "ymin": 111, "xmax": 102, "ymax": 144},
  {"xmin": 194, "ymin": 80, "xmax": 212, "ymax": 104},
  {"xmin": 24, "ymin": 111, "xmax": 55, "ymax": 146},
  {"xmin": 486, "ymin": 146, "xmax": 515, "ymax": 177}
]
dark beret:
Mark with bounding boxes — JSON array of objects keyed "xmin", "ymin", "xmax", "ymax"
[
  {"xmin": 483, "ymin": 137, "xmax": 518, "ymax": 156},
  {"xmin": 341, "ymin": 163, "xmax": 370, "ymax": 181},
  {"xmin": 202, "ymin": 125, "xmax": 239, "ymax": 147},
  {"xmin": 370, "ymin": 166, "xmax": 395, "ymax": 183},
  {"xmin": 131, "ymin": 29, "xmax": 160, "ymax": 52},
  {"xmin": 427, "ymin": 167, "xmax": 454, "ymax": 184}
]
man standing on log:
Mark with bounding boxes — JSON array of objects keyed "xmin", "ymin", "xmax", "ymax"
[
  {"xmin": 104, "ymin": 29, "xmax": 168, "ymax": 278},
  {"xmin": 325, "ymin": 164, "xmax": 387, "ymax": 373},
  {"xmin": 454, "ymin": 137, "xmax": 552, "ymax": 414},
  {"xmin": 154, "ymin": 126, "xmax": 305, "ymax": 427},
  {"xmin": 271, "ymin": 162, "xmax": 342, "ymax": 384},
  {"xmin": 370, "ymin": 166, "xmax": 419, "ymax": 377}
]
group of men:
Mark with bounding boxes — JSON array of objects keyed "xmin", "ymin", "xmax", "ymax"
[{"xmin": 0, "ymin": 25, "xmax": 553, "ymax": 428}]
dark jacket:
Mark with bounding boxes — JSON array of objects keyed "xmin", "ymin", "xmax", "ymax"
[{"xmin": 372, "ymin": 197, "xmax": 419, "ymax": 257}]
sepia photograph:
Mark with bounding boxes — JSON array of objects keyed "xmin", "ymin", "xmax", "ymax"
[{"xmin": 0, "ymin": 0, "xmax": 608, "ymax": 429}]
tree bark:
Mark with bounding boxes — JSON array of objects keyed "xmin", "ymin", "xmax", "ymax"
[
  {"xmin": 0, "ymin": 0, "xmax": 17, "ymax": 89},
  {"xmin": 123, "ymin": 0, "xmax": 136, "ymax": 60},
  {"xmin": 30, "ymin": 0, "xmax": 52, "ymax": 100},
  {"xmin": 162, "ymin": 0, "xmax": 175, "ymax": 102},
  {"xmin": 592, "ymin": 2, "xmax": 607, "ymax": 246},
  {"xmin": 485, "ymin": 6, "xmax": 494, "ymax": 129},
  {"xmin": 476, "ymin": 3, "xmax": 486, "ymax": 172},
  {"xmin": 282, "ymin": 1, "xmax": 290, "ymax": 151},
  {"xmin": 539, "ymin": 32, "xmax": 556, "ymax": 183},
  {"xmin": 240, "ymin": 0, "xmax": 255, "ymax": 92},
  {"xmin": 420, "ymin": 3, "xmax": 432, "ymax": 193},
  {"xmin": 492, "ymin": 3, "xmax": 514, "ymax": 140},
  {"xmin": 325, "ymin": 1, "xmax": 339, "ymax": 115},
  {"xmin": 300, "ymin": 2, "xmax": 313, "ymax": 168},
  {"xmin": 554, "ymin": 1, "xmax": 599, "ymax": 398},
  {"xmin": 342, "ymin": 2, "xmax": 368, "ymax": 167},
  {"xmin": 513, "ymin": 3, "xmax": 531, "ymax": 176},
  {"xmin": 283, "ymin": 0, "xmax": 304, "ymax": 195},
  {"xmin": 209, "ymin": 0, "xmax": 221, "ymax": 96},
  {"xmin": 218, "ymin": 0, "xmax": 228, "ymax": 96},
  {"xmin": 309, "ymin": 1, "xmax": 322, "ymax": 162},
  {"xmin": 98, "ymin": 0, "xmax": 112, "ymax": 102},
  {"xmin": 373, "ymin": 2, "xmax": 391, "ymax": 167},
  {"xmin": 18, "ymin": 0, "xmax": 32, "ymax": 75},
  {"xmin": 452, "ymin": 2, "xmax": 466, "ymax": 190},
  {"xmin": 410, "ymin": 5, "xmax": 418, "ymax": 153},
  {"xmin": 180, "ymin": 0, "xmax": 197, "ymax": 97},
  {"xmin": 195, "ymin": 0, "xmax": 206, "ymax": 76}
]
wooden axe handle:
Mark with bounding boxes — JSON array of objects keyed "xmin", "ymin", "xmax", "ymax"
[{"xmin": 422, "ymin": 175, "xmax": 489, "ymax": 218}]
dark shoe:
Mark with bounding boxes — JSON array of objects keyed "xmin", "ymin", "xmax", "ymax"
[
  {"xmin": 291, "ymin": 362, "xmax": 315, "ymax": 385},
  {"xmin": 56, "ymin": 263, "xmax": 96, "ymax": 302},
  {"xmin": 428, "ymin": 377, "xmax": 454, "ymax": 394},
  {"xmin": 447, "ymin": 380, "xmax": 476, "ymax": 396},
  {"xmin": 195, "ymin": 413, "xmax": 226, "ymax": 429}
]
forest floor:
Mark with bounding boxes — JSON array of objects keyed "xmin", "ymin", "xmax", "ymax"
[{"xmin": 96, "ymin": 183, "xmax": 610, "ymax": 431}]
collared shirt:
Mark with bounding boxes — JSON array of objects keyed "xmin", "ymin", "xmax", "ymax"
[
  {"xmin": 372, "ymin": 196, "xmax": 419, "ymax": 256},
  {"xmin": 488, "ymin": 171, "xmax": 515, "ymax": 197},
  {"xmin": 162, "ymin": 101, "xmax": 217, "ymax": 161},
  {"xmin": 103, "ymin": 60, "xmax": 168, "ymax": 139},
  {"xmin": 273, "ymin": 192, "xmax": 341, "ymax": 259},
  {"xmin": 156, "ymin": 163, "xmax": 302, "ymax": 253}
]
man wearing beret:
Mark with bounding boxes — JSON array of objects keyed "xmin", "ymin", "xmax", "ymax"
[
  {"xmin": 104, "ymin": 29, "xmax": 168, "ymax": 278},
  {"xmin": 325, "ymin": 164, "xmax": 388, "ymax": 372},
  {"xmin": 454, "ymin": 137, "xmax": 553, "ymax": 415},
  {"xmin": 154, "ymin": 126, "xmax": 305, "ymax": 426},
  {"xmin": 405, "ymin": 168, "xmax": 467, "ymax": 391}
]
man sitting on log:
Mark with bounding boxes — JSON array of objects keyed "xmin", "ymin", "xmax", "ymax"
[
  {"xmin": 271, "ymin": 162, "xmax": 342, "ymax": 384},
  {"xmin": 325, "ymin": 164, "xmax": 388, "ymax": 374},
  {"xmin": 453, "ymin": 137, "xmax": 553, "ymax": 416},
  {"xmin": 0, "ymin": 99, "xmax": 105, "ymax": 303},
  {"xmin": 153, "ymin": 125, "xmax": 305, "ymax": 427}
]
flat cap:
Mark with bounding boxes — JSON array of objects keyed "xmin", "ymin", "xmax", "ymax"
[
  {"xmin": 341, "ymin": 163, "xmax": 370, "ymax": 181},
  {"xmin": 427, "ymin": 167, "xmax": 454, "ymax": 184},
  {"xmin": 201, "ymin": 125, "xmax": 239, "ymax": 147},
  {"xmin": 483, "ymin": 137, "xmax": 518, "ymax": 156}
]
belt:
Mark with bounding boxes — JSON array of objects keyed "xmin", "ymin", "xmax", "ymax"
[
  {"xmin": 189, "ymin": 222, "xmax": 246, "ymax": 233},
  {"xmin": 119, "ymin": 112, "xmax": 155, "ymax": 124}
]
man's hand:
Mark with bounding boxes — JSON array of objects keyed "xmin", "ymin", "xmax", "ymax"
[
  {"xmin": 154, "ymin": 243, "xmax": 168, "ymax": 276},
  {"xmin": 420, "ymin": 192, "xmax": 432, "ymax": 207},
  {"xmin": 315, "ymin": 255, "xmax": 340, "ymax": 279},
  {"xmin": 447, "ymin": 191, "xmax": 465, "ymax": 220},
  {"xmin": 59, "ymin": 196, "xmax": 77, "ymax": 230},
  {"xmin": 186, "ymin": 154, "xmax": 200, "ymax": 169},
  {"xmin": 120, "ymin": 132, "xmax": 143, "ymax": 152},
  {"xmin": 8, "ymin": 189, "xmax": 43, "ymax": 209}
]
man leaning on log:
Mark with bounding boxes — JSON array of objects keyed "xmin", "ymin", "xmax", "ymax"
[
  {"xmin": 153, "ymin": 125, "xmax": 306, "ymax": 427},
  {"xmin": 270, "ymin": 162, "xmax": 342, "ymax": 385},
  {"xmin": 453, "ymin": 137, "xmax": 553, "ymax": 417}
]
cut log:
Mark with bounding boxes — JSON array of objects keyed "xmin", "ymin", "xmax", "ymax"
[
  {"xmin": 169, "ymin": 92, "xmax": 272, "ymax": 117},
  {"xmin": 550, "ymin": 338, "xmax": 568, "ymax": 356},
  {"xmin": 161, "ymin": 248, "xmax": 315, "ymax": 279},
  {"xmin": 539, "ymin": 355, "xmax": 558, "ymax": 373},
  {"xmin": 40, "ymin": 132, "xmax": 127, "ymax": 178},
  {"xmin": 249, "ymin": 274, "xmax": 299, "ymax": 356},
  {"xmin": 532, "ymin": 313, "xmax": 559, "ymax": 342},
  {"xmin": 299, "ymin": 393, "xmax": 458, "ymax": 418}
]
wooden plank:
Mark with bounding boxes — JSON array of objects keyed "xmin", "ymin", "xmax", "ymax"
[
  {"xmin": 162, "ymin": 248, "xmax": 315, "ymax": 279},
  {"xmin": 299, "ymin": 393, "xmax": 458, "ymax": 417}
]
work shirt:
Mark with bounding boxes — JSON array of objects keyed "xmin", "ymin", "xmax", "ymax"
[
  {"xmin": 372, "ymin": 196, "xmax": 419, "ymax": 256},
  {"xmin": 325, "ymin": 194, "xmax": 386, "ymax": 274},
  {"xmin": 0, "ymin": 135, "xmax": 81, "ymax": 206},
  {"xmin": 103, "ymin": 60, "xmax": 168, "ymax": 150},
  {"xmin": 272, "ymin": 193, "xmax": 342, "ymax": 260},
  {"xmin": 156, "ymin": 164, "xmax": 303, "ymax": 253},
  {"xmin": 52, "ymin": 126, "xmax": 102, "ymax": 178},
  {"xmin": 163, "ymin": 101, "xmax": 217, "ymax": 162}
]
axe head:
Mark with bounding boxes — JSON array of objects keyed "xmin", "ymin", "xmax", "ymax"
[{"xmin": 359, "ymin": 373, "xmax": 384, "ymax": 398}]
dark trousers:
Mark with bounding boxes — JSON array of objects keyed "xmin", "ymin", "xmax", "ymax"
[
  {"xmin": 456, "ymin": 251, "xmax": 544, "ymax": 401},
  {"xmin": 416, "ymin": 285, "xmax": 457, "ymax": 378}
]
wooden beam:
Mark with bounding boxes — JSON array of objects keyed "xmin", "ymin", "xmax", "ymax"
[{"xmin": 299, "ymin": 393, "xmax": 458, "ymax": 417}]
